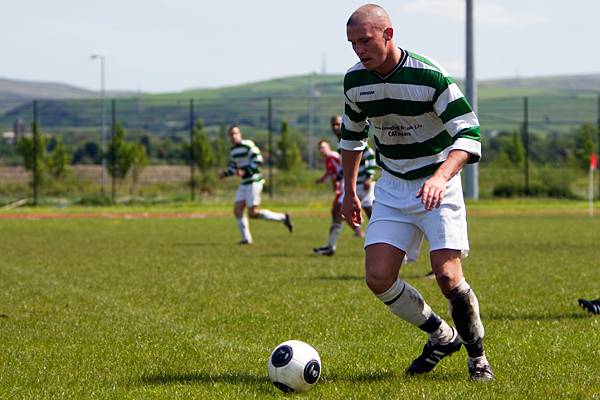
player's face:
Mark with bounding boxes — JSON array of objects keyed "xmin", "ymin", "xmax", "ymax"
[
  {"xmin": 318, "ymin": 143, "xmax": 330, "ymax": 156},
  {"xmin": 228, "ymin": 128, "xmax": 242, "ymax": 144},
  {"xmin": 330, "ymin": 118, "xmax": 342, "ymax": 138},
  {"xmin": 347, "ymin": 23, "xmax": 388, "ymax": 71}
]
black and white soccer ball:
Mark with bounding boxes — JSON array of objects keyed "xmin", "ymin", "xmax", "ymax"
[{"xmin": 267, "ymin": 340, "xmax": 321, "ymax": 393}]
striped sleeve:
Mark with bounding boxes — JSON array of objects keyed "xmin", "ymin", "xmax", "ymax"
[
  {"xmin": 340, "ymin": 74, "xmax": 369, "ymax": 152},
  {"xmin": 224, "ymin": 149, "xmax": 237, "ymax": 176},
  {"xmin": 362, "ymin": 146, "xmax": 376, "ymax": 178},
  {"xmin": 432, "ymin": 77, "xmax": 481, "ymax": 163}
]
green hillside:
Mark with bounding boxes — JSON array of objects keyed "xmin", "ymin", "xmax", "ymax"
[{"xmin": 1, "ymin": 74, "xmax": 598, "ymax": 140}]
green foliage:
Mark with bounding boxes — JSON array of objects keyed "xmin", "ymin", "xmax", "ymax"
[
  {"xmin": 190, "ymin": 119, "xmax": 213, "ymax": 170},
  {"xmin": 211, "ymin": 124, "xmax": 229, "ymax": 168},
  {"xmin": 573, "ymin": 124, "xmax": 597, "ymax": 171},
  {"xmin": 507, "ymin": 130, "xmax": 525, "ymax": 166},
  {"xmin": 277, "ymin": 121, "xmax": 304, "ymax": 171},
  {"xmin": 46, "ymin": 139, "xmax": 72, "ymax": 179},
  {"xmin": 15, "ymin": 123, "xmax": 47, "ymax": 179},
  {"xmin": 106, "ymin": 123, "xmax": 149, "ymax": 187}
]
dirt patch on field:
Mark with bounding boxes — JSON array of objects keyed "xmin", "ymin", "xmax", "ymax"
[{"xmin": 0, "ymin": 212, "xmax": 211, "ymax": 220}]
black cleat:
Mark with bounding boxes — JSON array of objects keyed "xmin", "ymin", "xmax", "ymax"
[
  {"xmin": 578, "ymin": 298, "xmax": 600, "ymax": 315},
  {"xmin": 313, "ymin": 246, "xmax": 335, "ymax": 256},
  {"xmin": 469, "ymin": 362, "xmax": 495, "ymax": 382},
  {"xmin": 406, "ymin": 330, "xmax": 462, "ymax": 375},
  {"xmin": 283, "ymin": 213, "xmax": 294, "ymax": 233},
  {"xmin": 238, "ymin": 240, "xmax": 252, "ymax": 245}
]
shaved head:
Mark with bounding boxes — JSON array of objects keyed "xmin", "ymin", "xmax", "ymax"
[{"xmin": 347, "ymin": 4, "xmax": 392, "ymax": 30}]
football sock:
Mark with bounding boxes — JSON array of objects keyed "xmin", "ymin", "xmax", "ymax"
[
  {"xmin": 376, "ymin": 279, "xmax": 452, "ymax": 343},
  {"xmin": 327, "ymin": 222, "xmax": 342, "ymax": 249},
  {"xmin": 468, "ymin": 354, "xmax": 489, "ymax": 369},
  {"xmin": 236, "ymin": 216, "xmax": 252, "ymax": 243},
  {"xmin": 444, "ymin": 278, "xmax": 485, "ymax": 357},
  {"xmin": 258, "ymin": 209, "xmax": 286, "ymax": 222}
]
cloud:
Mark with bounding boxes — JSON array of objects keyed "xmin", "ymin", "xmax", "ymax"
[{"xmin": 397, "ymin": 0, "xmax": 550, "ymax": 27}]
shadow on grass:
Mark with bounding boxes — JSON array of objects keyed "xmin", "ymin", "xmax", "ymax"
[
  {"xmin": 485, "ymin": 312, "xmax": 589, "ymax": 321},
  {"xmin": 321, "ymin": 370, "xmax": 395, "ymax": 383},
  {"xmin": 140, "ymin": 371, "xmax": 268, "ymax": 386},
  {"xmin": 310, "ymin": 271, "xmax": 428, "ymax": 282}
]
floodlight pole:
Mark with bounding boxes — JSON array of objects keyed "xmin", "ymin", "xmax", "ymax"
[
  {"xmin": 464, "ymin": 0, "xmax": 478, "ymax": 199},
  {"xmin": 91, "ymin": 54, "xmax": 107, "ymax": 195}
]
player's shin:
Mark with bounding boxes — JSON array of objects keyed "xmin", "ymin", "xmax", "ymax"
[
  {"xmin": 327, "ymin": 222, "xmax": 342, "ymax": 249},
  {"xmin": 376, "ymin": 279, "xmax": 454, "ymax": 344},
  {"xmin": 444, "ymin": 278, "xmax": 485, "ymax": 357},
  {"xmin": 236, "ymin": 216, "xmax": 252, "ymax": 243},
  {"xmin": 258, "ymin": 209, "xmax": 286, "ymax": 222}
]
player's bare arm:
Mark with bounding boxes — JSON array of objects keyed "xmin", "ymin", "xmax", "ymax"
[
  {"xmin": 416, "ymin": 150, "xmax": 470, "ymax": 211},
  {"xmin": 341, "ymin": 149, "xmax": 363, "ymax": 228}
]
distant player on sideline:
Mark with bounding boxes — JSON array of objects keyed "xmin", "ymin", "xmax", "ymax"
[
  {"xmin": 314, "ymin": 116, "xmax": 375, "ymax": 255},
  {"xmin": 219, "ymin": 125, "xmax": 293, "ymax": 244},
  {"xmin": 340, "ymin": 5, "xmax": 494, "ymax": 381}
]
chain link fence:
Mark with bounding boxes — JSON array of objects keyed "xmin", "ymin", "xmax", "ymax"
[{"xmin": 0, "ymin": 93, "xmax": 598, "ymax": 205}]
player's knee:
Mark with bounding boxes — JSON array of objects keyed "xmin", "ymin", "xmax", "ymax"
[
  {"xmin": 365, "ymin": 268, "xmax": 395, "ymax": 294},
  {"xmin": 248, "ymin": 208, "xmax": 259, "ymax": 218}
]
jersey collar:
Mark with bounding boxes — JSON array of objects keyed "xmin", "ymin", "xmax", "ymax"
[{"xmin": 374, "ymin": 48, "xmax": 407, "ymax": 81}]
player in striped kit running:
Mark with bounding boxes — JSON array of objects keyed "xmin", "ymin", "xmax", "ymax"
[
  {"xmin": 219, "ymin": 126, "xmax": 293, "ymax": 244},
  {"xmin": 340, "ymin": 4, "xmax": 494, "ymax": 381}
]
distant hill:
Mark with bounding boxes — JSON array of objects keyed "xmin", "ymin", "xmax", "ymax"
[{"xmin": 1, "ymin": 73, "xmax": 597, "ymax": 138}]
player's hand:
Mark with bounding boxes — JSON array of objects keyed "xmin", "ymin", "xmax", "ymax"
[
  {"xmin": 416, "ymin": 175, "xmax": 447, "ymax": 211},
  {"xmin": 236, "ymin": 169, "xmax": 244, "ymax": 177},
  {"xmin": 341, "ymin": 192, "xmax": 362, "ymax": 228},
  {"xmin": 363, "ymin": 179, "xmax": 371, "ymax": 191}
]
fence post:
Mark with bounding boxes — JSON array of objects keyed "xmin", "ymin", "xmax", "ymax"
[
  {"xmin": 111, "ymin": 99, "xmax": 116, "ymax": 204},
  {"xmin": 522, "ymin": 96, "xmax": 529, "ymax": 194},
  {"xmin": 268, "ymin": 97, "xmax": 273, "ymax": 198},
  {"xmin": 189, "ymin": 99, "xmax": 196, "ymax": 201},
  {"xmin": 32, "ymin": 100, "xmax": 38, "ymax": 206}
]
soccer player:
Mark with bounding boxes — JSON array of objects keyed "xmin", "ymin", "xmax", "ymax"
[
  {"xmin": 313, "ymin": 117, "xmax": 376, "ymax": 255},
  {"xmin": 578, "ymin": 298, "xmax": 600, "ymax": 314},
  {"xmin": 219, "ymin": 125, "xmax": 293, "ymax": 244},
  {"xmin": 340, "ymin": 5, "xmax": 494, "ymax": 381}
]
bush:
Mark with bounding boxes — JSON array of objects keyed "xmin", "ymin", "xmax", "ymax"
[{"xmin": 492, "ymin": 183, "xmax": 578, "ymax": 199}]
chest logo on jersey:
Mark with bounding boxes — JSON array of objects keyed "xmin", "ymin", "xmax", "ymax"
[
  {"xmin": 377, "ymin": 124, "xmax": 423, "ymax": 137},
  {"xmin": 359, "ymin": 90, "xmax": 375, "ymax": 96}
]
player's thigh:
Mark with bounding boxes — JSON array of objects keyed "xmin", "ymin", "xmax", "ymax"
[
  {"xmin": 234, "ymin": 200, "xmax": 246, "ymax": 217},
  {"xmin": 365, "ymin": 202, "xmax": 424, "ymax": 264},
  {"xmin": 246, "ymin": 181, "xmax": 263, "ymax": 207}
]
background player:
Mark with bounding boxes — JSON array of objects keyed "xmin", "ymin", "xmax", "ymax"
[{"xmin": 219, "ymin": 125, "xmax": 293, "ymax": 244}]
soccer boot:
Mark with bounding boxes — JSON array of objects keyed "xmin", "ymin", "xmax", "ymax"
[
  {"xmin": 283, "ymin": 213, "xmax": 294, "ymax": 233},
  {"xmin": 313, "ymin": 246, "xmax": 335, "ymax": 256},
  {"xmin": 238, "ymin": 240, "xmax": 252, "ymax": 245},
  {"xmin": 469, "ymin": 360, "xmax": 495, "ymax": 382},
  {"xmin": 406, "ymin": 330, "xmax": 462, "ymax": 375},
  {"xmin": 578, "ymin": 298, "xmax": 600, "ymax": 315}
]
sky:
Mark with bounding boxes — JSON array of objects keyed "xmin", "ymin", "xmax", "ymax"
[{"xmin": 2, "ymin": 0, "xmax": 598, "ymax": 93}]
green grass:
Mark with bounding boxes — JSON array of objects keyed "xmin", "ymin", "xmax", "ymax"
[{"xmin": 0, "ymin": 204, "xmax": 599, "ymax": 399}]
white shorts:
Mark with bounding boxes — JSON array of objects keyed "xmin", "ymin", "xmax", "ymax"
[
  {"xmin": 339, "ymin": 181, "xmax": 375, "ymax": 208},
  {"xmin": 235, "ymin": 181, "xmax": 263, "ymax": 207},
  {"xmin": 364, "ymin": 171, "xmax": 469, "ymax": 263}
]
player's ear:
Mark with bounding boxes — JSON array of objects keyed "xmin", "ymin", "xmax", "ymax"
[{"xmin": 383, "ymin": 27, "xmax": 393, "ymax": 41}]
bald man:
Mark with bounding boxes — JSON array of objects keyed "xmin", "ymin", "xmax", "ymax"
[{"xmin": 340, "ymin": 4, "xmax": 494, "ymax": 381}]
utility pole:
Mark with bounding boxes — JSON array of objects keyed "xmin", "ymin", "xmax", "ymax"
[
  {"xmin": 189, "ymin": 99, "xmax": 196, "ymax": 201},
  {"xmin": 90, "ymin": 54, "xmax": 107, "ymax": 194},
  {"xmin": 32, "ymin": 100, "xmax": 38, "ymax": 206},
  {"xmin": 464, "ymin": 0, "xmax": 478, "ymax": 199}
]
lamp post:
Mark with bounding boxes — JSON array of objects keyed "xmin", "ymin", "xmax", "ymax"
[
  {"xmin": 464, "ymin": 0, "xmax": 478, "ymax": 199},
  {"xmin": 91, "ymin": 54, "xmax": 107, "ymax": 194}
]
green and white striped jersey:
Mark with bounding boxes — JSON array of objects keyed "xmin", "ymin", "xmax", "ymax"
[
  {"xmin": 357, "ymin": 145, "xmax": 376, "ymax": 184},
  {"xmin": 223, "ymin": 139, "xmax": 264, "ymax": 185},
  {"xmin": 340, "ymin": 49, "xmax": 481, "ymax": 180},
  {"xmin": 335, "ymin": 142, "xmax": 377, "ymax": 184}
]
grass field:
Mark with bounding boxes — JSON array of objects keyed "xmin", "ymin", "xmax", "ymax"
[{"xmin": 1, "ymin": 202, "xmax": 599, "ymax": 399}]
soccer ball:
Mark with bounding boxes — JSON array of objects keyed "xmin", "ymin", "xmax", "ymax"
[{"xmin": 267, "ymin": 340, "xmax": 321, "ymax": 392}]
